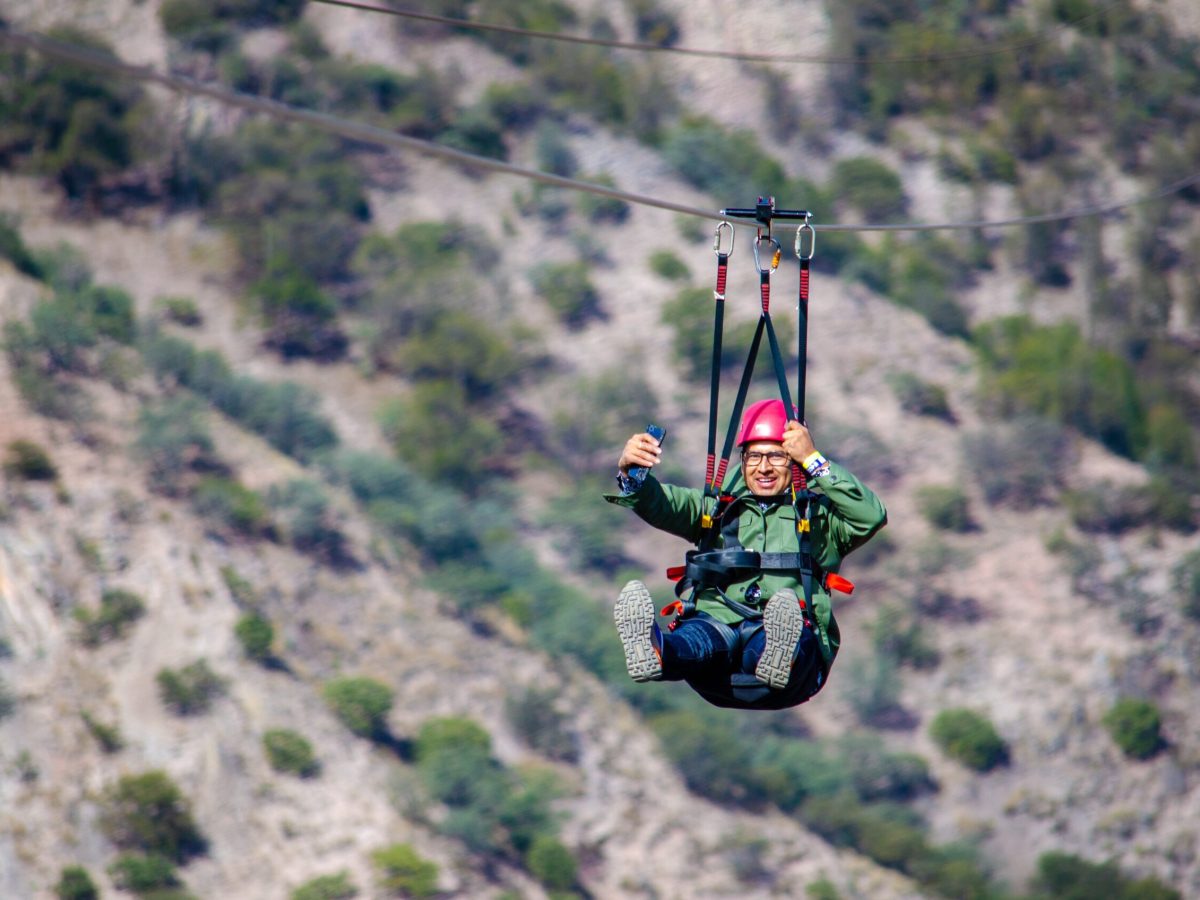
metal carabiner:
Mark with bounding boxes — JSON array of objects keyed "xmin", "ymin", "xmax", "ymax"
[
  {"xmin": 753, "ymin": 234, "xmax": 782, "ymax": 275},
  {"xmin": 712, "ymin": 219, "xmax": 734, "ymax": 257},
  {"xmin": 794, "ymin": 216, "xmax": 815, "ymax": 261}
]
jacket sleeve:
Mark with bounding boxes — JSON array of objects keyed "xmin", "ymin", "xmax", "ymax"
[
  {"xmin": 603, "ymin": 474, "xmax": 706, "ymax": 545},
  {"xmin": 809, "ymin": 461, "xmax": 887, "ymax": 560}
]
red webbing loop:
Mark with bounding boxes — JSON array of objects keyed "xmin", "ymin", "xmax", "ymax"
[
  {"xmin": 704, "ymin": 452, "xmax": 716, "ymax": 490},
  {"xmin": 715, "ymin": 255, "xmax": 729, "ymax": 300},
  {"xmin": 760, "ymin": 274, "xmax": 771, "ymax": 313},
  {"xmin": 799, "ymin": 260, "xmax": 810, "ymax": 304},
  {"xmin": 713, "ymin": 458, "xmax": 729, "ymax": 491},
  {"xmin": 826, "ymin": 573, "xmax": 855, "ymax": 594}
]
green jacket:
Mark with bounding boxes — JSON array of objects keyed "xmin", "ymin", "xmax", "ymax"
[{"xmin": 605, "ymin": 461, "xmax": 887, "ymax": 666}]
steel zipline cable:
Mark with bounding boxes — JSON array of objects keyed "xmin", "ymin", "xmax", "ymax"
[
  {"xmin": 310, "ymin": 0, "xmax": 1121, "ymax": 66},
  {"xmin": 2, "ymin": 26, "xmax": 1198, "ymax": 235}
]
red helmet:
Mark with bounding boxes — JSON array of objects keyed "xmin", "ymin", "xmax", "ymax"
[{"xmin": 737, "ymin": 399, "xmax": 790, "ymax": 446}]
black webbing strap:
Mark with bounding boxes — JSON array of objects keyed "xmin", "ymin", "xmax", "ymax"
[{"xmin": 704, "ymin": 224, "xmax": 732, "ymax": 500}]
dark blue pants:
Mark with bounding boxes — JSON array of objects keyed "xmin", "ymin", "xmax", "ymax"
[{"xmin": 653, "ymin": 611, "xmax": 822, "ymax": 687}]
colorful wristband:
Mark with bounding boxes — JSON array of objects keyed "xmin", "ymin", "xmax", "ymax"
[{"xmin": 802, "ymin": 452, "xmax": 829, "ymax": 478}]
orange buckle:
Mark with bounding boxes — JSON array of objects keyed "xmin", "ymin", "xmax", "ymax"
[
  {"xmin": 797, "ymin": 519, "xmax": 811, "ymax": 533},
  {"xmin": 825, "ymin": 573, "xmax": 855, "ymax": 594},
  {"xmin": 660, "ymin": 600, "xmax": 684, "ymax": 618},
  {"xmin": 665, "ymin": 566, "xmax": 686, "ymax": 581}
]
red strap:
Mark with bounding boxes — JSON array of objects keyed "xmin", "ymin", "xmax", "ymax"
[
  {"xmin": 665, "ymin": 566, "xmax": 686, "ymax": 581},
  {"xmin": 825, "ymin": 573, "xmax": 855, "ymax": 594},
  {"xmin": 660, "ymin": 600, "xmax": 684, "ymax": 618}
]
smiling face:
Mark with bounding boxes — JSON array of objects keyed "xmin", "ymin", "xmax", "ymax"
[{"xmin": 741, "ymin": 440, "xmax": 792, "ymax": 497}]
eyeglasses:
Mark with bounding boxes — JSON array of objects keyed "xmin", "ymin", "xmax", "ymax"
[{"xmin": 741, "ymin": 450, "xmax": 790, "ymax": 467}]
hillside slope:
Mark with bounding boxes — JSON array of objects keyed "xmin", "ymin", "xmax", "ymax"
[{"xmin": 2, "ymin": 0, "xmax": 1200, "ymax": 898}]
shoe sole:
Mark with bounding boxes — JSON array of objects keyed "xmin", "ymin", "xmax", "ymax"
[
  {"xmin": 615, "ymin": 581, "xmax": 662, "ymax": 682},
  {"xmin": 756, "ymin": 590, "xmax": 803, "ymax": 690}
]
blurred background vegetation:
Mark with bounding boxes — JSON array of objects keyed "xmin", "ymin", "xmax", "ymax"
[{"xmin": 2, "ymin": 0, "xmax": 1199, "ymax": 897}]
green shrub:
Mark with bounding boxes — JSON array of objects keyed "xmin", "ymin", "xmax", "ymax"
[
  {"xmin": 661, "ymin": 117, "xmax": 787, "ymax": 203},
  {"xmin": 107, "ymin": 853, "xmax": 181, "ymax": 892},
  {"xmin": 54, "ymin": 865, "xmax": 98, "ymax": 900},
  {"xmin": 192, "ymin": 477, "xmax": 272, "ymax": 537},
  {"xmin": 0, "ymin": 216, "xmax": 44, "ymax": 280},
  {"xmin": 324, "ymin": 676, "xmax": 393, "ymax": 739},
  {"xmin": 660, "ymin": 286, "xmax": 764, "ymax": 383},
  {"xmin": 547, "ymin": 367, "xmax": 659, "ymax": 472},
  {"xmin": 530, "ymin": 261, "xmax": 603, "ymax": 329},
  {"xmin": 1102, "ymin": 698, "xmax": 1165, "ymax": 760},
  {"xmin": 158, "ymin": 295, "xmax": 203, "ymax": 326},
  {"xmin": 916, "ymin": 485, "xmax": 973, "ymax": 533},
  {"xmin": 234, "ymin": 613, "xmax": 274, "ymax": 661},
  {"xmin": 268, "ymin": 479, "xmax": 349, "ymax": 564},
  {"xmin": 371, "ymin": 843, "xmax": 439, "ymax": 898},
  {"xmin": 806, "ymin": 878, "xmax": 842, "ymax": 900},
  {"xmin": 263, "ymin": 728, "xmax": 320, "ymax": 777},
  {"xmin": 99, "ymin": 770, "xmax": 207, "ymax": 863},
  {"xmin": 3, "ymin": 439, "xmax": 58, "ymax": 481},
  {"xmin": 929, "ymin": 708, "xmax": 1008, "ymax": 771},
  {"xmin": 533, "ymin": 120, "xmax": 577, "ymax": 175},
  {"xmin": 1033, "ymin": 851, "xmax": 1181, "ymax": 900},
  {"xmin": 577, "ymin": 173, "xmax": 630, "ymax": 223},
  {"xmin": 526, "ymin": 835, "xmax": 577, "ymax": 891},
  {"xmin": 220, "ymin": 565, "xmax": 259, "ymax": 608},
  {"xmin": 290, "ymin": 871, "xmax": 358, "ymax": 900},
  {"xmin": 973, "ymin": 316, "xmax": 1146, "ymax": 459},
  {"xmin": 539, "ymin": 481, "xmax": 632, "ymax": 573},
  {"xmin": 82, "ymin": 712, "xmax": 124, "ymax": 753},
  {"xmin": 377, "ymin": 381, "xmax": 505, "ymax": 486},
  {"xmin": 250, "ymin": 267, "xmax": 346, "ymax": 361},
  {"xmin": 1063, "ymin": 482, "xmax": 1151, "ymax": 534},
  {"xmin": 889, "ymin": 372, "xmax": 953, "ymax": 420},
  {"xmin": 648, "ymin": 249, "xmax": 690, "ymax": 281},
  {"xmin": 0, "ymin": 27, "xmax": 155, "ymax": 203},
  {"xmin": 75, "ymin": 588, "xmax": 146, "ymax": 646},
  {"xmin": 962, "ymin": 418, "xmax": 1071, "ymax": 508},
  {"xmin": 135, "ymin": 395, "xmax": 220, "ymax": 495},
  {"xmin": 830, "ymin": 157, "xmax": 907, "ymax": 220},
  {"xmin": 391, "ymin": 310, "xmax": 534, "ymax": 397},
  {"xmin": 156, "ymin": 660, "xmax": 227, "ymax": 716},
  {"xmin": 0, "ymin": 677, "xmax": 15, "ymax": 719},
  {"xmin": 1174, "ymin": 550, "xmax": 1200, "ymax": 620},
  {"xmin": 505, "ymin": 686, "xmax": 579, "ymax": 763},
  {"xmin": 197, "ymin": 124, "xmax": 368, "ymax": 283}
]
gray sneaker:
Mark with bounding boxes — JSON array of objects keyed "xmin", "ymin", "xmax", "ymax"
[
  {"xmin": 614, "ymin": 580, "xmax": 662, "ymax": 682},
  {"xmin": 755, "ymin": 588, "xmax": 804, "ymax": 689}
]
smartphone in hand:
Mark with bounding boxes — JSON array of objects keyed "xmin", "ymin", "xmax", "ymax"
[{"xmin": 628, "ymin": 424, "xmax": 666, "ymax": 481}]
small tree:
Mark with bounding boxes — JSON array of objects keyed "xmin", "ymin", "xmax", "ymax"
[
  {"xmin": 54, "ymin": 865, "xmax": 98, "ymax": 900},
  {"xmin": 157, "ymin": 660, "xmax": 227, "ymax": 716},
  {"xmin": 235, "ymin": 613, "xmax": 274, "ymax": 662},
  {"xmin": 76, "ymin": 588, "xmax": 146, "ymax": 646},
  {"xmin": 371, "ymin": 843, "xmax": 439, "ymax": 898},
  {"xmin": 107, "ymin": 853, "xmax": 181, "ymax": 893},
  {"xmin": 525, "ymin": 834, "xmax": 577, "ymax": 892},
  {"xmin": 916, "ymin": 485, "xmax": 973, "ymax": 533},
  {"xmin": 263, "ymin": 729, "xmax": 320, "ymax": 778},
  {"xmin": 529, "ymin": 260, "xmax": 603, "ymax": 329},
  {"xmin": 1102, "ymin": 698, "xmax": 1165, "ymax": 760},
  {"xmin": 3, "ymin": 439, "xmax": 57, "ymax": 481},
  {"xmin": 323, "ymin": 676, "xmax": 393, "ymax": 739},
  {"xmin": 99, "ymin": 770, "xmax": 207, "ymax": 863},
  {"xmin": 1173, "ymin": 550, "xmax": 1200, "ymax": 620},
  {"xmin": 291, "ymin": 871, "xmax": 358, "ymax": 900},
  {"xmin": 929, "ymin": 708, "xmax": 1008, "ymax": 771}
]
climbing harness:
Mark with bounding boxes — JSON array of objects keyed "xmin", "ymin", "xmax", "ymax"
[{"xmin": 663, "ymin": 197, "xmax": 850, "ymax": 710}]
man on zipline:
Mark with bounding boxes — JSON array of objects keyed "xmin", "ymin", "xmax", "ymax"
[{"xmin": 606, "ymin": 399, "xmax": 887, "ymax": 708}]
